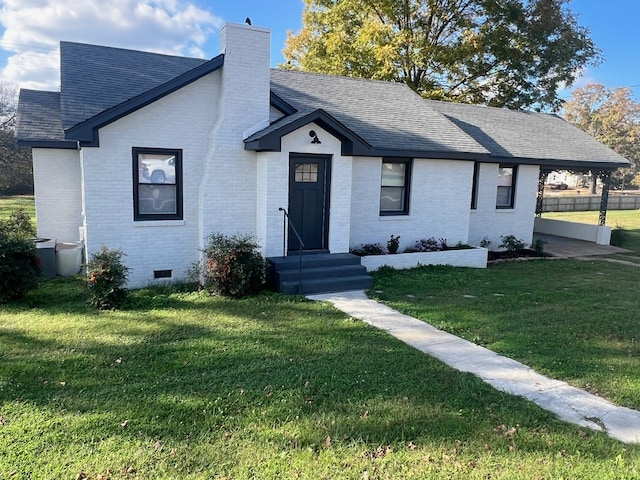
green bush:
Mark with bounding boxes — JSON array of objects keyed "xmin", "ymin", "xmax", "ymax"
[
  {"xmin": 202, "ymin": 233, "xmax": 267, "ymax": 298},
  {"xmin": 610, "ymin": 224, "xmax": 626, "ymax": 247},
  {"xmin": 0, "ymin": 209, "xmax": 40, "ymax": 303},
  {"xmin": 86, "ymin": 246, "xmax": 130, "ymax": 309},
  {"xmin": 499, "ymin": 234, "xmax": 526, "ymax": 252}
]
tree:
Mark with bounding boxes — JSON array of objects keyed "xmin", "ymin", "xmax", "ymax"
[
  {"xmin": 0, "ymin": 82, "xmax": 33, "ymax": 195},
  {"xmin": 282, "ymin": 0, "xmax": 599, "ymax": 111},
  {"xmin": 563, "ymin": 84, "xmax": 640, "ymax": 193}
]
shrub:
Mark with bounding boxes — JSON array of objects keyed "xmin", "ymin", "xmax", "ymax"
[
  {"xmin": 386, "ymin": 235, "xmax": 401, "ymax": 254},
  {"xmin": 0, "ymin": 210, "xmax": 40, "ymax": 303},
  {"xmin": 86, "ymin": 246, "xmax": 130, "ymax": 309},
  {"xmin": 532, "ymin": 238, "xmax": 547, "ymax": 255},
  {"xmin": 202, "ymin": 233, "xmax": 267, "ymax": 298},
  {"xmin": 479, "ymin": 237, "xmax": 492, "ymax": 248},
  {"xmin": 499, "ymin": 235, "xmax": 526, "ymax": 252},
  {"xmin": 350, "ymin": 243, "xmax": 386, "ymax": 256},
  {"xmin": 610, "ymin": 225, "xmax": 626, "ymax": 247}
]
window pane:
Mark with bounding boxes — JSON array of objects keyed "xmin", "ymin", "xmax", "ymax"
[
  {"xmin": 497, "ymin": 167, "xmax": 513, "ymax": 187},
  {"xmin": 380, "ymin": 186, "xmax": 404, "ymax": 211},
  {"xmin": 496, "ymin": 186, "xmax": 512, "ymax": 207},
  {"xmin": 295, "ymin": 163, "xmax": 318, "ymax": 183},
  {"xmin": 139, "ymin": 153, "xmax": 176, "ymax": 185},
  {"xmin": 381, "ymin": 162, "xmax": 405, "ymax": 187},
  {"xmin": 138, "ymin": 184, "xmax": 177, "ymax": 214}
]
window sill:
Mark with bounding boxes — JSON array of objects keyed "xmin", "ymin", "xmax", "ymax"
[
  {"xmin": 379, "ymin": 214, "xmax": 412, "ymax": 221},
  {"xmin": 134, "ymin": 220, "xmax": 186, "ymax": 227}
]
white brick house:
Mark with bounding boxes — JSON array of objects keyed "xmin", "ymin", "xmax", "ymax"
[{"xmin": 16, "ymin": 23, "xmax": 629, "ymax": 291}]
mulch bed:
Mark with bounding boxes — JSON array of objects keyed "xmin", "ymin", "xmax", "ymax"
[{"xmin": 487, "ymin": 249, "xmax": 550, "ymax": 261}]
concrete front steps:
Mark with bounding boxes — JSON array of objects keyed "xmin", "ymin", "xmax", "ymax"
[{"xmin": 268, "ymin": 253, "xmax": 373, "ymax": 295}]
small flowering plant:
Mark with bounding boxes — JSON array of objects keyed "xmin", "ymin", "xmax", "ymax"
[
  {"xmin": 86, "ymin": 246, "xmax": 130, "ymax": 309},
  {"xmin": 350, "ymin": 243, "xmax": 386, "ymax": 256},
  {"xmin": 413, "ymin": 237, "xmax": 447, "ymax": 252}
]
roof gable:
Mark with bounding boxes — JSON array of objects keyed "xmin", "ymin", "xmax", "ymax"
[{"xmin": 59, "ymin": 42, "xmax": 209, "ymax": 130}]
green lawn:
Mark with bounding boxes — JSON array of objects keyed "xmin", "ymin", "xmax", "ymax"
[
  {"xmin": 0, "ymin": 195, "xmax": 35, "ymax": 221},
  {"xmin": 1, "ymin": 279, "xmax": 639, "ymax": 479},
  {"xmin": 370, "ymin": 260, "xmax": 640, "ymax": 412}
]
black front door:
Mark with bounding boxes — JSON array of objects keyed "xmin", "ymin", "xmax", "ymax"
[{"xmin": 288, "ymin": 155, "xmax": 331, "ymax": 252}]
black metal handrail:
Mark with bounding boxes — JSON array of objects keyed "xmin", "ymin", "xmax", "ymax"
[{"xmin": 278, "ymin": 207, "xmax": 304, "ymax": 294}]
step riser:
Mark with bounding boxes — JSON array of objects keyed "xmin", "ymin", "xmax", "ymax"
[
  {"xmin": 269, "ymin": 253, "xmax": 361, "ymax": 270},
  {"xmin": 268, "ymin": 253, "xmax": 372, "ymax": 295},
  {"xmin": 280, "ymin": 276, "xmax": 374, "ymax": 295},
  {"xmin": 276, "ymin": 265, "xmax": 368, "ymax": 282}
]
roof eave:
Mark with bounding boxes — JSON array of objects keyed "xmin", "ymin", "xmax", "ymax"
[
  {"xmin": 66, "ymin": 53, "xmax": 225, "ymax": 146},
  {"xmin": 16, "ymin": 138, "xmax": 77, "ymax": 149},
  {"xmin": 488, "ymin": 156, "xmax": 631, "ymax": 170}
]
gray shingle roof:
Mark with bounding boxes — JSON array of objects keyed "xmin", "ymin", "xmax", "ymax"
[
  {"xmin": 265, "ymin": 69, "xmax": 489, "ymax": 157},
  {"xmin": 15, "ymin": 41, "xmax": 630, "ymax": 169},
  {"xmin": 60, "ymin": 41, "xmax": 207, "ymax": 130},
  {"xmin": 429, "ymin": 100, "xmax": 630, "ymax": 168},
  {"xmin": 15, "ymin": 90, "xmax": 73, "ymax": 147}
]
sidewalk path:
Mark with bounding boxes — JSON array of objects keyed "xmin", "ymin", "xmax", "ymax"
[{"xmin": 308, "ymin": 290, "xmax": 640, "ymax": 444}]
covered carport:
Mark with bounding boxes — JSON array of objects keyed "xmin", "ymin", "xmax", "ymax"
[{"xmin": 534, "ymin": 167, "xmax": 621, "ymax": 245}]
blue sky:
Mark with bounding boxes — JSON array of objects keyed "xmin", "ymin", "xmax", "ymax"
[{"xmin": 0, "ymin": 0, "xmax": 637, "ymax": 99}]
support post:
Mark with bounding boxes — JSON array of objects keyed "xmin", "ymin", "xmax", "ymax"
[
  {"xmin": 598, "ymin": 170, "xmax": 611, "ymax": 226},
  {"xmin": 536, "ymin": 169, "xmax": 551, "ymax": 217}
]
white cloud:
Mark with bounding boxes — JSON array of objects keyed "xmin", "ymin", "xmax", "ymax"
[{"xmin": 0, "ymin": 0, "xmax": 223, "ymax": 89}]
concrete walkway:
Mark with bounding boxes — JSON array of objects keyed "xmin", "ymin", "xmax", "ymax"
[{"xmin": 308, "ymin": 290, "xmax": 640, "ymax": 444}]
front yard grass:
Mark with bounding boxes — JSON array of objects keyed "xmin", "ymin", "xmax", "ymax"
[
  {"xmin": 370, "ymin": 259, "xmax": 640, "ymax": 413},
  {"xmin": 2, "ymin": 278, "xmax": 639, "ymax": 479},
  {"xmin": 0, "ymin": 195, "xmax": 35, "ymax": 222}
]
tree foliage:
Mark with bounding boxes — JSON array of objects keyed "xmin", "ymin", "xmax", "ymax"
[
  {"xmin": 282, "ymin": 0, "xmax": 599, "ymax": 110},
  {"xmin": 0, "ymin": 83, "xmax": 33, "ymax": 195},
  {"xmin": 563, "ymin": 83, "xmax": 640, "ymax": 190}
]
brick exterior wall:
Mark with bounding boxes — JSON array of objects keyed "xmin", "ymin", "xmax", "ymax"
[
  {"xmin": 350, "ymin": 158, "xmax": 474, "ymax": 252},
  {"xmin": 468, "ymin": 163, "xmax": 539, "ymax": 248},
  {"xmin": 32, "ymin": 148, "xmax": 82, "ymax": 243},
  {"xmin": 81, "ymin": 74, "xmax": 220, "ymax": 287}
]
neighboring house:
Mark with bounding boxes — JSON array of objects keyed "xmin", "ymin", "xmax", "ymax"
[{"xmin": 16, "ymin": 23, "xmax": 629, "ymax": 290}]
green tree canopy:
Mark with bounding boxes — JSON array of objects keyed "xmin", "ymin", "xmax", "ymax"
[
  {"xmin": 282, "ymin": 0, "xmax": 599, "ymax": 111},
  {"xmin": 0, "ymin": 82, "xmax": 33, "ymax": 195},
  {"xmin": 563, "ymin": 83, "xmax": 640, "ymax": 191}
]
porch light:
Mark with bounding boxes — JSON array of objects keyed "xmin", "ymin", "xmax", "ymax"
[{"xmin": 309, "ymin": 130, "xmax": 321, "ymax": 144}]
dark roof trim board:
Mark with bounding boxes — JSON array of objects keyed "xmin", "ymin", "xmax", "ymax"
[
  {"xmin": 245, "ymin": 107, "xmax": 493, "ymax": 160},
  {"xmin": 244, "ymin": 108, "xmax": 373, "ymax": 156},
  {"xmin": 488, "ymin": 156, "xmax": 626, "ymax": 170},
  {"xmin": 270, "ymin": 92, "xmax": 296, "ymax": 115},
  {"xmin": 66, "ymin": 53, "xmax": 224, "ymax": 146},
  {"xmin": 20, "ymin": 140, "xmax": 78, "ymax": 149}
]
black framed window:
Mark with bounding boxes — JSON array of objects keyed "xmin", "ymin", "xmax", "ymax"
[
  {"xmin": 380, "ymin": 158, "xmax": 411, "ymax": 215},
  {"xmin": 496, "ymin": 164, "xmax": 517, "ymax": 209},
  {"xmin": 133, "ymin": 147, "xmax": 183, "ymax": 221},
  {"xmin": 471, "ymin": 162, "xmax": 480, "ymax": 209}
]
